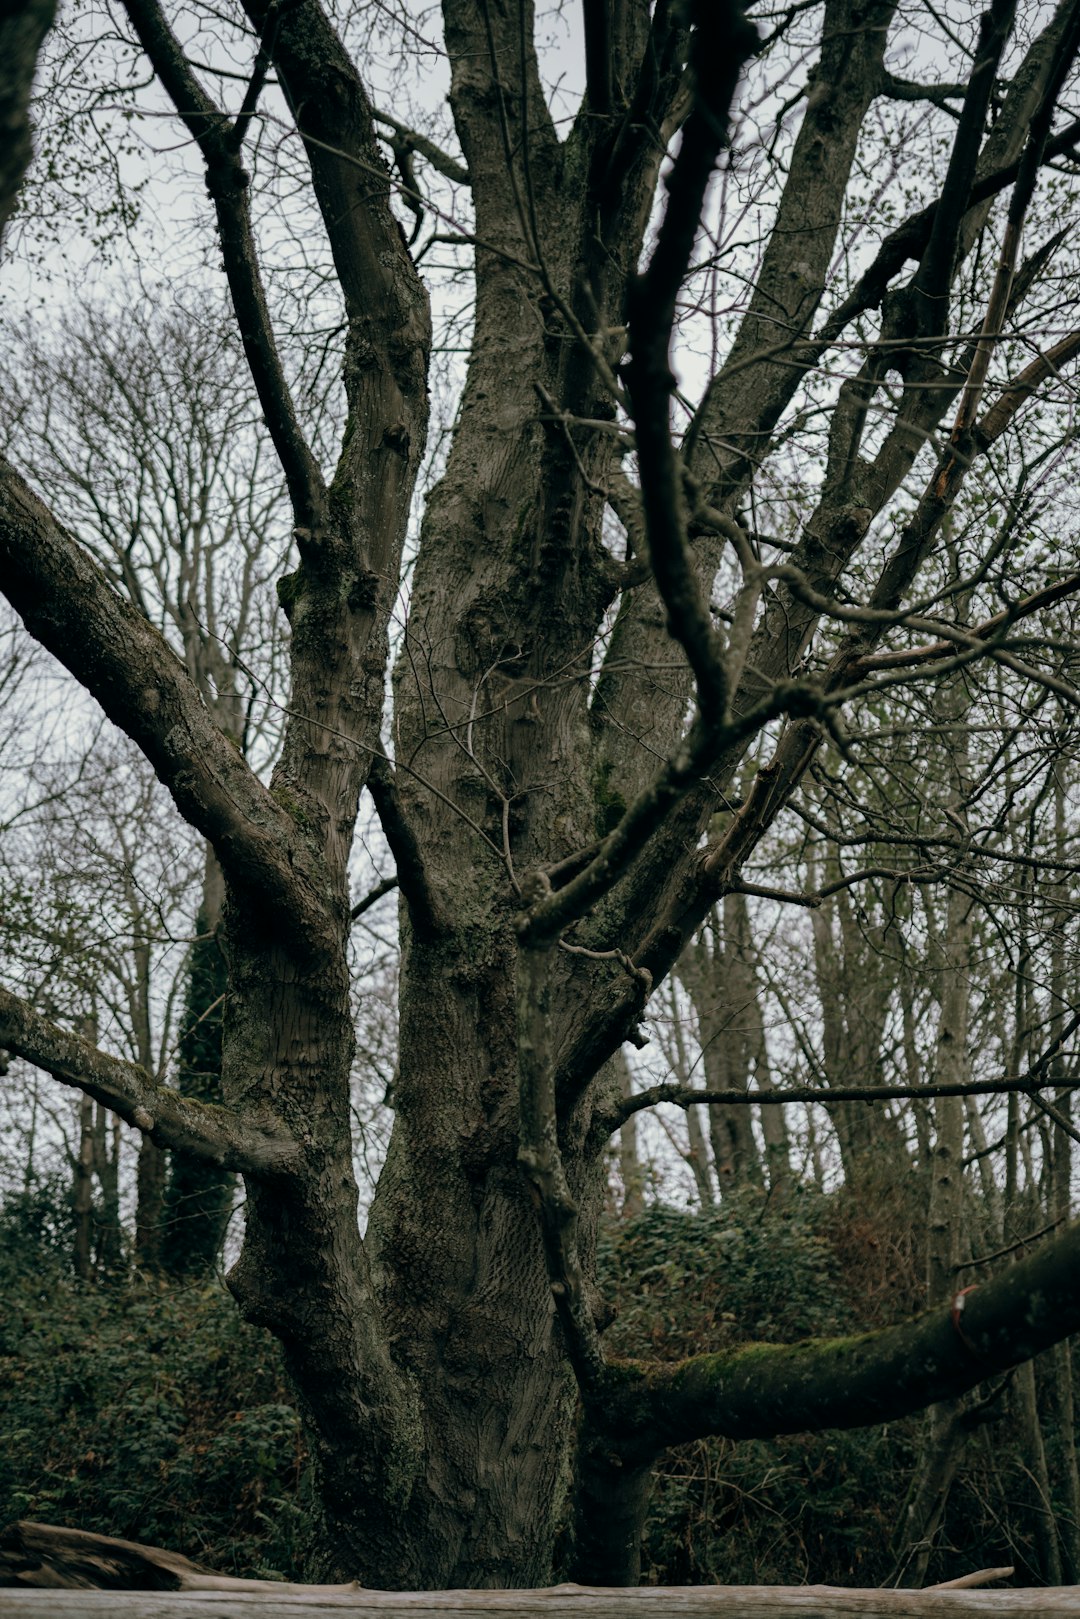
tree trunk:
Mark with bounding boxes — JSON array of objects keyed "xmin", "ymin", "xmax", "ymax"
[
  {"xmin": 1014, "ymin": 1353, "xmax": 1062, "ymax": 1587},
  {"xmin": 808, "ymin": 882, "xmax": 911, "ymax": 1195},
  {"xmin": 1047, "ymin": 764, "xmax": 1080, "ymax": 1581},
  {"xmin": 160, "ymin": 847, "xmax": 234, "ymax": 1277},
  {"xmin": 72, "ymin": 1090, "xmax": 94, "ymax": 1282},
  {"xmin": 680, "ymin": 897, "xmax": 765, "ymax": 1194},
  {"xmin": 665, "ymin": 979, "xmax": 715, "ymax": 1208},
  {"xmin": 896, "ymin": 673, "xmax": 974, "ymax": 1587},
  {"xmin": 134, "ymin": 1136, "xmax": 166, "ymax": 1270},
  {"xmin": 357, "ymin": 922, "xmax": 603, "ymax": 1588},
  {"xmin": 92, "ymin": 1105, "xmax": 124, "ymax": 1274}
]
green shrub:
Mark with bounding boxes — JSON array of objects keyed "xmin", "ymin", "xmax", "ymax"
[
  {"xmin": 595, "ymin": 1186, "xmax": 920, "ymax": 1587},
  {"xmin": 595, "ymin": 1184, "xmax": 1076, "ymax": 1588},
  {"xmin": 0, "ymin": 1205, "xmax": 310, "ymax": 1579}
]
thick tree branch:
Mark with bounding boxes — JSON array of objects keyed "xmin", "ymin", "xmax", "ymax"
[
  {"xmin": 908, "ymin": 0, "xmax": 1014, "ymax": 319},
  {"xmin": 367, "ymin": 756, "xmax": 448, "ymax": 937},
  {"xmin": 594, "ymin": 1216, "xmax": 1080, "ymax": 1460},
  {"xmin": 878, "ymin": 70, "xmax": 968, "ymax": 107},
  {"xmin": 243, "ymin": 0, "xmax": 430, "ymax": 379},
  {"xmin": 120, "ymin": 0, "xmax": 327, "ymax": 533},
  {"xmin": 0, "ymin": 464, "xmax": 335, "ymax": 952},
  {"xmin": 520, "ymin": 3, "xmax": 760, "ymax": 1402},
  {"xmin": 0, "ymin": 1521, "xmax": 364, "ymax": 1594},
  {"xmin": 0, "ymin": 987, "xmax": 298, "ymax": 1173},
  {"xmin": 581, "ymin": 0, "xmax": 613, "ymax": 115},
  {"xmin": 600, "ymin": 1009, "xmax": 1080, "ymax": 1138},
  {"xmin": 684, "ymin": 0, "xmax": 895, "ymax": 496},
  {"xmin": 625, "ymin": 0, "xmax": 756, "ymax": 723}
]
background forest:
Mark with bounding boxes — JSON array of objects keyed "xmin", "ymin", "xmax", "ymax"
[{"xmin": 3, "ymin": 0, "xmax": 1080, "ymax": 1594}]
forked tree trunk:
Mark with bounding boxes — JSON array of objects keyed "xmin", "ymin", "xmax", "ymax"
[{"xmin": 8, "ymin": 0, "xmax": 1080, "ymax": 1597}]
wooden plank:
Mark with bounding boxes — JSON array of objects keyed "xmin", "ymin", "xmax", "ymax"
[{"xmin": 4, "ymin": 1586, "xmax": 1080, "ymax": 1616}]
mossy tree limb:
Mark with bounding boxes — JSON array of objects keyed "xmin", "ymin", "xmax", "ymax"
[{"xmin": 588, "ymin": 1217, "xmax": 1080, "ymax": 1465}]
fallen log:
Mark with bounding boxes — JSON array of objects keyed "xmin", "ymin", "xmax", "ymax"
[
  {"xmin": 0, "ymin": 1522, "xmax": 359, "ymax": 1595},
  {"xmin": 6, "ymin": 1585, "xmax": 1080, "ymax": 1616},
  {"xmin": 0, "ymin": 1524, "xmax": 1073, "ymax": 1616}
]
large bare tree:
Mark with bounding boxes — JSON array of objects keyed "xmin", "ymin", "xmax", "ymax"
[{"xmin": 4, "ymin": 0, "xmax": 1080, "ymax": 1590}]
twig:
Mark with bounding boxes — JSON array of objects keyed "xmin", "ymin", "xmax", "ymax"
[
  {"xmin": 925, "ymin": 1567, "xmax": 1014, "ymax": 1590},
  {"xmin": 602, "ymin": 1007, "xmax": 1080, "ymax": 1135},
  {"xmin": 349, "ymin": 875, "xmax": 398, "ymax": 922}
]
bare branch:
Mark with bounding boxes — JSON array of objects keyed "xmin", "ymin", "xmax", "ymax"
[
  {"xmin": 977, "ymin": 328, "xmax": 1080, "ymax": 444},
  {"xmin": 373, "ymin": 109, "xmax": 469, "ymax": 186},
  {"xmin": 120, "ymin": 0, "xmax": 327, "ymax": 532},
  {"xmin": 349, "ymin": 874, "xmax": 399, "ymax": 922},
  {"xmin": 0, "ymin": 987, "xmax": 298, "ymax": 1173},
  {"xmin": 592, "ymin": 1218, "xmax": 1080, "ymax": 1458},
  {"xmin": 0, "ymin": 463, "xmax": 335, "ymax": 952},
  {"xmin": 878, "ymin": 71, "xmax": 968, "ymax": 107},
  {"xmin": 855, "ymin": 567, "xmax": 1080, "ymax": 674},
  {"xmin": 601, "ymin": 1008, "xmax": 1080, "ymax": 1136},
  {"xmin": 367, "ymin": 756, "xmax": 448, "ymax": 937},
  {"xmin": 625, "ymin": 1, "xmax": 757, "ymax": 722},
  {"xmin": 907, "ymin": 0, "xmax": 1014, "ymax": 322}
]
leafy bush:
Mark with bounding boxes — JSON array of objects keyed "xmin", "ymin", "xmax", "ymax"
[
  {"xmin": 0, "ymin": 1204, "xmax": 310, "ymax": 1579},
  {"xmin": 2, "ymin": 1182, "xmax": 1070, "ymax": 1588},
  {"xmin": 597, "ymin": 1186, "xmax": 861, "ymax": 1356},
  {"xmin": 595, "ymin": 1184, "xmax": 1076, "ymax": 1588},
  {"xmin": 595, "ymin": 1186, "xmax": 923, "ymax": 1587}
]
